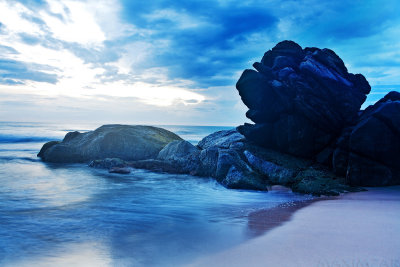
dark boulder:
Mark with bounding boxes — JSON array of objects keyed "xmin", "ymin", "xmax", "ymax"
[
  {"xmin": 37, "ymin": 141, "xmax": 60, "ymax": 158},
  {"xmin": 333, "ymin": 91, "xmax": 400, "ymax": 186},
  {"xmin": 195, "ymin": 147, "xmax": 220, "ymax": 177},
  {"xmin": 158, "ymin": 140, "xmax": 199, "ymax": 160},
  {"xmin": 221, "ymin": 166, "xmax": 267, "ymax": 190},
  {"xmin": 38, "ymin": 125, "xmax": 182, "ymax": 163},
  {"xmin": 157, "ymin": 140, "xmax": 201, "ymax": 174},
  {"xmin": 214, "ymin": 149, "xmax": 266, "ymax": 190},
  {"xmin": 243, "ymin": 150, "xmax": 296, "ymax": 185},
  {"xmin": 197, "ymin": 129, "xmax": 245, "ymax": 149},
  {"xmin": 236, "ymin": 40, "xmax": 370, "ymax": 157}
]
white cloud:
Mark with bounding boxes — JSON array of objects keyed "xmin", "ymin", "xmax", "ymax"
[
  {"xmin": 0, "ymin": 0, "xmax": 206, "ymax": 116},
  {"xmin": 41, "ymin": 0, "xmax": 106, "ymax": 46},
  {"xmin": 0, "ymin": 1, "xmax": 42, "ymax": 35}
]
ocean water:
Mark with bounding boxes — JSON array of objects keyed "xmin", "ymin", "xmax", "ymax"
[{"xmin": 0, "ymin": 122, "xmax": 310, "ymax": 266}]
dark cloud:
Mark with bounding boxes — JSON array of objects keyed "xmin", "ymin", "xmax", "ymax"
[
  {"xmin": 0, "ymin": 59, "xmax": 58, "ymax": 84},
  {"xmin": 113, "ymin": 0, "xmax": 400, "ymax": 89},
  {"xmin": 119, "ymin": 0, "xmax": 278, "ymax": 87}
]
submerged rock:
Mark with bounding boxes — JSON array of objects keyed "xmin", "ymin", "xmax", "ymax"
[
  {"xmin": 38, "ymin": 125, "xmax": 182, "ymax": 163},
  {"xmin": 89, "ymin": 158, "xmax": 126, "ymax": 169},
  {"xmin": 237, "ymin": 40, "xmax": 370, "ymax": 157},
  {"xmin": 109, "ymin": 167, "xmax": 131, "ymax": 174}
]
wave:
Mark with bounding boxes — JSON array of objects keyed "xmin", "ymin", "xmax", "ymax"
[
  {"xmin": 0, "ymin": 156, "xmax": 40, "ymax": 162},
  {"xmin": 0, "ymin": 134, "xmax": 57, "ymax": 144}
]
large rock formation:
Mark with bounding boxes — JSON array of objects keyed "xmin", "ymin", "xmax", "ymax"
[
  {"xmin": 38, "ymin": 125, "xmax": 182, "ymax": 163},
  {"xmin": 333, "ymin": 91, "xmax": 400, "ymax": 186},
  {"xmin": 236, "ymin": 40, "xmax": 371, "ymax": 157}
]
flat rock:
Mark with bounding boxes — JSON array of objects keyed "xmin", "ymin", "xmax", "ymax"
[{"xmin": 38, "ymin": 125, "xmax": 182, "ymax": 163}]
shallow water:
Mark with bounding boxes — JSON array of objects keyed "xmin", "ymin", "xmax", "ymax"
[{"xmin": 0, "ymin": 122, "xmax": 310, "ymax": 266}]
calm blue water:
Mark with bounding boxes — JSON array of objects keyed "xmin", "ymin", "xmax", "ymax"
[{"xmin": 0, "ymin": 122, "xmax": 310, "ymax": 266}]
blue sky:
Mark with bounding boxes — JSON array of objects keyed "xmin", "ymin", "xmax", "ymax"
[{"xmin": 0, "ymin": 0, "xmax": 399, "ymax": 125}]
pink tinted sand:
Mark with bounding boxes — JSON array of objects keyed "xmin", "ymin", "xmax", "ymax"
[{"xmin": 188, "ymin": 186, "xmax": 400, "ymax": 267}]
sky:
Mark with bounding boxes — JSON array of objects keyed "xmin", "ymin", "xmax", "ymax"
[{"xmin": 0, "ymin": 0, "xmax": 399, "ymax": 125}]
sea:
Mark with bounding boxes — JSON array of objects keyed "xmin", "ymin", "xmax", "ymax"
[{"xmin": 0, "ymin": 122, "xmax": 311, "ymax": 266}]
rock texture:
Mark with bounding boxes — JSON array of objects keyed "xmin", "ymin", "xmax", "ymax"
[
  {"xmin": 333, "ymin": 91, "xmax": 400, "ymax": 186},
  {"xmin": 38, "ymin": 125, "xmax": 182, "ymax": 163},
  {"xmin": 90, "ymin": 129, "xmax": 357, "ymax": 195},
  {"xmin": 236, "ymin": 40, "xmax": 371, "ymax": 157}
]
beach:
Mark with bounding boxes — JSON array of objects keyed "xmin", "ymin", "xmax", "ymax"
[{"xmin": 189, "ymin": 186, "xmax": 400, "ymax": 267}]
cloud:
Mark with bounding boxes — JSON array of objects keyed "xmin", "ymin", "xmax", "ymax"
[
  {"xmin": 117, "ymin": 0, "xmax": 278, "ymax": 87},
  {"xmin": 0, "ymin": 0, "xmax": 399, "ymax": 124},
  {"xmin": 0, "ymin": 58, "xmax": 58, "ymax": 84}
]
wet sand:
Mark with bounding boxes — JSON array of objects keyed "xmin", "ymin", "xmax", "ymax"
[{"xmin": 188, "ymin": 186, "xmax": 400, "ymax": 267}]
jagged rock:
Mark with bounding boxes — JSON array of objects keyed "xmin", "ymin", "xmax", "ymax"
[
  {"xmin": 197, "ymin": 129, "xmax": 244, "ymax": 149},
  {"xmin": 158, "ymin": 140, "xmax": 199, "ymax": 161},
  {"xmin": 237, "ymin": 40, "xmax": 370, "ymax": 157},
  {"xmin": 195, "ymin": 147, "xmax": 219, "ymax": 177},
  {"xmin": 243, "ymin": 150, "xmax": 296, "ymax": 184},
  {"xmin": 37, "ymin": 125, "xmax": 182, "ymax": 163},
  {"xmin": 221, "ymin": 166, "xmax": 267, "ymax": 190},
  {"xmin": 332, "ymin": 92, "xmax": 400, "ymax": 186},
  {"xmin": 156, "ymin": 140, "xmax": 201, "ymax": 174}
]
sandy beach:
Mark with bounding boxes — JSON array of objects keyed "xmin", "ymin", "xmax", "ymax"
[{"xmin": 188, "ymin": 186, "xmax": 400, "ymax": 267}]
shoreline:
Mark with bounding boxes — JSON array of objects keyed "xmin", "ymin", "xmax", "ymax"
[
  {"xmin": 246, "ymin": 193, "xmax": 334, "ymax": 238},
  {"xmin": 188, "ymin": 186, "xmax": 400, "ymax": 267}
]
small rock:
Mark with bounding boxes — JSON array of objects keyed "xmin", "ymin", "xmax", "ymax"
[{"xmin": 109, "ymin": 167, "xmax": 131, "ymax": 174}]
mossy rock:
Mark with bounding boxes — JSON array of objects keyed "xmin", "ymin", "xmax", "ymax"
[{"xmin": 291, "ymin": 167, "xmax": 364, "ymax": 196}]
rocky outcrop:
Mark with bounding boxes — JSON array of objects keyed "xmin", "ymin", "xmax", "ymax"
[
  {"xmin": 37, "ymin": 41, "xmax": 399, "ymax": 192},
  {"xmin": 333, "ymin": 91, "xmax": 400, "ymax": 186},
  {"xmin": 38, "ymin": 125, "xmax": 182, "ymax": 163},
  {"xmin": 236, "ymin": 40, "xmax": 370, "ymax": 158},
  {"xmin": 89, "ymin": 129, "xmax": 357, "ymax": 195}
]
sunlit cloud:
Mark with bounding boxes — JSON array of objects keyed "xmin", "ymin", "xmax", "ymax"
[
  {"xmin": 0, "ymin": 0, "xmax": 207, "ymax": 111},
  {"xmin": 41, "ymin": 0, "xmax": 106, "ymax": 46}
]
